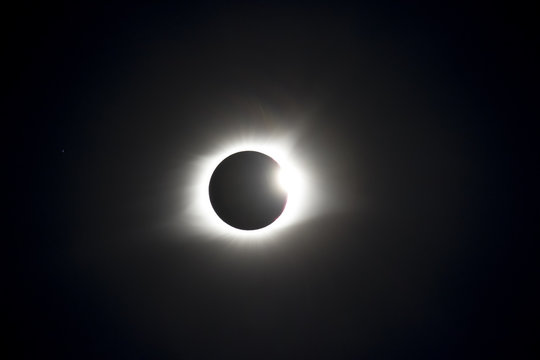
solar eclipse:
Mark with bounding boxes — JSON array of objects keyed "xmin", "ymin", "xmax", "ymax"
[
  {"xmin": 180, "ymin": 132, "xmax": 318, "ymax": 243},
  {"xmin": 209, "ymin": 151, "xmax": 288, "ymax": 230}
]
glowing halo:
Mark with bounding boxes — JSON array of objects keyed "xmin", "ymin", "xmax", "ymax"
[{"xmin": 180, "ymin": 132, "xmax": 315, "ymax": 244}]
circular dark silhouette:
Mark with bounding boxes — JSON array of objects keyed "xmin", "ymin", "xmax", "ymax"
[{"xmin": 209, "ymin": 151, "xmax": 288, "ymax": 230}]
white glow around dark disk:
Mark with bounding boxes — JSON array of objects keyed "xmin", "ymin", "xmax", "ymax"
[{"xmin": 180, "ymin": 132, "xmax": 317, "ymax": 244}]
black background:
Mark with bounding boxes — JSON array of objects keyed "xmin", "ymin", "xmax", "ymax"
[{"xmin": 8, "ymin": 1, "xmax": 537, "ymax": 358}]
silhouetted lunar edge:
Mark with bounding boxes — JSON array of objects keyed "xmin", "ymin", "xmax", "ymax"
[{"xmin": 209, "ymin": 151, "xmax": 288, "ymax": 230}]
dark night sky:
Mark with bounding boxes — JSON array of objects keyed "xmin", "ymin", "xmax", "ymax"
[{"xmin": 7, "ymin": 1, "xmax": 537, "ymax": 359}]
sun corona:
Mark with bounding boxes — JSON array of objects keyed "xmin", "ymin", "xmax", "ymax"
[{"xmin": 182, "ymin": 133, "xmax": 311, "ymax": 243}]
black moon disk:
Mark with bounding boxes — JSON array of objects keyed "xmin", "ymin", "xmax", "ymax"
[{"xmin": 209, "ymin": 151, "xmax": 288, "ymax": 230}]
